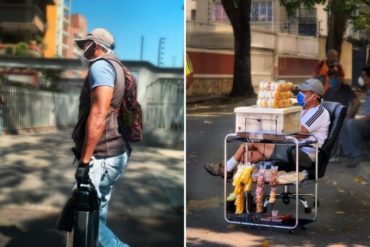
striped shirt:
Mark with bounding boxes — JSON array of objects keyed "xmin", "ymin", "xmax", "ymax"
[{"xmin": 300, "ymin": 105, "xmax": 331, "ymax": 160}]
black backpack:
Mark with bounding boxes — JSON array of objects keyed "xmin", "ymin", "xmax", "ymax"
[
  {"xmin": 119, "ymin": 64, "xmax": 143, "ymax": 142},
  {"xmin": 102, "ymin": 56, "xmax": 143, "ymax": 142}
]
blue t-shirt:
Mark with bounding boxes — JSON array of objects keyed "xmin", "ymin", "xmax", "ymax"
[
  {"xmin": 88, "ymin": 60, "xmax": 116, "ymax": 89},
  {"xmin": 364, "ymin": 90, "xmax": 370, "ymax": 116}
]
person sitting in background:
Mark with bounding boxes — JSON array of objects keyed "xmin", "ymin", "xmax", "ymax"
[
  {"xmin": 323, "ymin": 70, "xmax": 361, "ymax": 162},
  {"xmin": 205, "ymin": 78, "xmax": 330, "ymax": 178},
  {"xmin": 340, "ymin": 66, "xmax": 370, "ymax": 168},
  {"xmin": 313, "ymin": 49, "xmax": 345, "ymax": 93}
]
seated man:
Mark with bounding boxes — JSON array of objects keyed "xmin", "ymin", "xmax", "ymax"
[
  {"xmin": 341, "ymin": 66, "xmax": 370, "ymax": 168},
  {"xmin": 205, "ymin": 78, "xmax": 331, "ymax": 178},
  {"xmin": 323, "ymin": 70, "xmax": 361, "ymax": 161}
]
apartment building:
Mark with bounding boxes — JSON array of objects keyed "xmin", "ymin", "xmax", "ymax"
[
  {"xmin": 186, "ymin": 0, "xmax": 355, "ymax": 99},
  {"xmin": 0, "ymin": 0, "xmax": 57, "ymax": 57},
  {"xmin": 44, "ymin": 0, "xmax": 73, "ymax": 58}
]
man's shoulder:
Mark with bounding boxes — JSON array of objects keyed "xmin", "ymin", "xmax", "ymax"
[
  {"xmin": 90, "ymin": 59, "xmax": 114, "ymax": 70},
  {"xmin": 313, "ymin": 104, "xmax": 330, "ymax": 118}
]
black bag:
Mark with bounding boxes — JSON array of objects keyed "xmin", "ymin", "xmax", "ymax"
[{"xmin": 56, "ymin": 195, "xmax": 76, "ymax": 232}]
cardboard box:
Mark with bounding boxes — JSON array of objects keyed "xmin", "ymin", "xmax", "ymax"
[{"xmin": 234, "ymin": 105, "xmax": 302, "ymax": 135}]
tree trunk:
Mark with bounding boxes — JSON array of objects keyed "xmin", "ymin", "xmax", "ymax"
[
  {"xmin": 221, "ymin": 0, "xmax": 256, "ymax": 98},
  {"xmin": 326, "ymin": 0, "xmax": 346, "ymax": 57}
]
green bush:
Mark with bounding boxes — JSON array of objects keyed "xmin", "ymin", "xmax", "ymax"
[{"xmin": 15, "ymin": 42, "xmax": 29, "ymax": 56}]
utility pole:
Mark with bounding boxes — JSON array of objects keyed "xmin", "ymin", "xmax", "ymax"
[
  {"xmin": 157, "ymin": 37, "xmax": 165, "ymax": 67},
  {"xmin": 140, "ymin": 36, "xmax": 144, "ymax": 61}
]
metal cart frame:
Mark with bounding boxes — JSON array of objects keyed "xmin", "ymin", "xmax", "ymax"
[{"xmin": 224, "ymin": 132, "xmax": 319, "ymax": 230}]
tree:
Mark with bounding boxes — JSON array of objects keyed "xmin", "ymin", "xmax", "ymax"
[
  {"xmin": 220, "ymin": 0, "xmax": 255, "ymax": 98},
  {"xmin": 351, "ymin": 0, "xmax": 370, "ymax": 64},
  {"xmin": 220, "ymin": 0, "xmax": 364, "ymax": 97}
]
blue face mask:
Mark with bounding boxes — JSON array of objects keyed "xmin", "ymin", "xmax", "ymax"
[
  {"xmin": 330, "ymin": 79, "xmax": 340, "ymax": 88},
  {"xmin": 296, "ymin": 92, "xmax": 305, "ymax": 107}
]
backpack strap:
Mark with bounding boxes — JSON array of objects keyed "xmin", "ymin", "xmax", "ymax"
[{"xmin": 93, "ymin": 55, "xmax": 125, "ymax": 110}]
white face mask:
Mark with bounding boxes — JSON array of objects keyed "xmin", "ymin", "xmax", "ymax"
[
  {"xmin": 358, "ymin": 76, "xmax": 365, "ymax": 87},
  {"xmin": 80, "ymin": 56, "xmax": 90, "ymax": 68}
]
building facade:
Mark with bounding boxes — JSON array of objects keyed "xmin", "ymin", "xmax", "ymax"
[
  {"xmin": 0, "ymin": 0, "xmax": 56, "ymax": 57},
  {"xmin": 44, "ymin": 0, "xmax": 73, "ymax": 58},
  {"xmin": 186, "ymin": 0, "xmax": 353, "ymax": 99}
]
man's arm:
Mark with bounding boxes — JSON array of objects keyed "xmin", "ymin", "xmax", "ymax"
[
  {"xmin": 300, "ymin": 125, "xmax": 309, "ymax": 134},
  {"xmin": 80, "ymin": 86, "xmax": 114, "ymax": 164},
  {"xmin": 347, "ymin": 97, "xmax": 361, "ymax": 118}
]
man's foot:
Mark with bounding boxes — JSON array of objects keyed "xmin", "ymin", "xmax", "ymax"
[
  {"xmin": 204, "ymin": 163, "xmax": 233, "ymax": 179},
  {"xmin": 347, "ymin": 155, "xmax": 370, "ymax": 168},
  {"xmin": 329, "ymin": 156, "xmax": 340, "ymax": 163}
]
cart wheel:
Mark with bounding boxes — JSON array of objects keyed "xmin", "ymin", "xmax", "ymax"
[
  {"xmin": 304, "ymin": 207, "xmax": 312, "ymax": 214},
  {"xmin": 300, "ymin": 225, "xmax": 307, "ymax": 230},
  {"xmin": 282, "ymin": 196, "xmax": 290, "ymax": 204},
  {"xmin": 289, "ymin": 230, "xmax": 295, "ymax": 234}
]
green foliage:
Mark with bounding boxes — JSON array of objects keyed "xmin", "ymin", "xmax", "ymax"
[
  {"xmin": 4, "ymin": 45, "xmax": 15, "ymax": 55},
  {"xmin": 15, "ymin": 42, "xmax": 28, "ymax": 56},
  {"xmin": 351, "ymin": 1, "xmax": 370, "ymax": 31},
  {"xmin": 326, "ymin": 0, "xmax": 359, "ymax": 16},
  {"xmin": 352, "ymin": 11, "xmax": 370, "ymax": 31},
  {"xmin": 279, "ymin": 0, "xmax": 325, "ymax": 17}
]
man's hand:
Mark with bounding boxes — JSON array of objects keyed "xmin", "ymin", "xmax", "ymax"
[{"xmin": 75, "ymin": 162, "xmax": 90, "ymax": 184}]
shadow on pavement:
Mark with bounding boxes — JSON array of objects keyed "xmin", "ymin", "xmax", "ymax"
[
  {"xmin": 0, "ymin": 130, "xmax": 184, "ymax": 246},
  {"xmin": 0, "ymin": 213, "xmax": 65, "ymax": 247},
  {"xmin": 0, "ymin": 211, "xmax": 183, "ymax": 247}
]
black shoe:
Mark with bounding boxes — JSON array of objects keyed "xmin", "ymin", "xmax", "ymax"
[
  {"xmin": 204, "ymin": 163, "xmax": 233, "ymax": 179},
  {"xmin": 347, "ymin": 155, "xmax": 370, "ymax": 168}
]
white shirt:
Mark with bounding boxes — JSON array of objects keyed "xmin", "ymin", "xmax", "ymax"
[{"xmin": 300, "ymin": 105, "xmax": 330, "ymax": 160}]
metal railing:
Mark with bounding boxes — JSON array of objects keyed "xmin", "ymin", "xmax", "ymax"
[
  {"xmin": 145, "ymin": 78, "xmax": 184, "ymax": 130},
  {"xmin": 0, "ymin": 81, "xmax": 79, "ymax": 132},
  {"xmin": 0, "ymin": 4, "xmax": 46, "ymax": 33}
]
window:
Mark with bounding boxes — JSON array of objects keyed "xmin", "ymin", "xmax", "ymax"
[
  {"xmin": 251, "ymin": 1, "xmax": 273, "ymax": 22},
  {"xmin": 297, "ymin": 7, "xmax": 317, "ymax": 36},
  {"xmin": 191, "ymin": 9, "xmax": 196, "ymax": 21}
]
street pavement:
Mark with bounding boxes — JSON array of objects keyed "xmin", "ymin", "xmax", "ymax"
[
  {"xmin": 186, "ymin": 99, "xmax": 370, "ymax": 247},
  {"xmin": 0, "ymin": 129, "xmax": 184, "ymax": 247}
]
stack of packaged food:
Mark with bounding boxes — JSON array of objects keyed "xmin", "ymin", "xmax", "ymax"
[{"xmin": 256, "ymin": 81, "xmax": 295, "ymax": 108}]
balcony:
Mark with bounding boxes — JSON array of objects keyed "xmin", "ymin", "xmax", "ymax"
[{"xmin": 0, "ymin": 4, "xmax": 46, "ymax": 34}]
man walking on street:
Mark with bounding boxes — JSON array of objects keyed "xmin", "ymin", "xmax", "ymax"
[{"xmin": 72, "ymin": 28, "xmax": 129, "ymax": 247}]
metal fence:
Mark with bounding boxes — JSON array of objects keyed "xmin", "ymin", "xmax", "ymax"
[
  {"xmin": 145, "ymin": 78, "xmax": 184, "ymax": 130},
  {"xmin": 0, "ymin": 78, "xmax": 184, "ymax": 134},
  {"xmin": 0, "ymin": 82, "xmax": 79, "ymax": 132}
]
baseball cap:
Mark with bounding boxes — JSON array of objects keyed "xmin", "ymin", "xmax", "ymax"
[
  {"xmin": 75, "ymin": 28, "xmax": 115, "ymax": 50},
  {"xmin": 298, "ymin": 78, "xmax": 324, "ymax": 96}
]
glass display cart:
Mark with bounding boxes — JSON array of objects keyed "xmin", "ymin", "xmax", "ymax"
[{"xmin": 223, "ymin": 131, "xmax": 319, "ymax": 230}]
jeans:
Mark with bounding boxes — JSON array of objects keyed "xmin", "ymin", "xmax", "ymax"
[
  {"xmin": 340, "ymin": 118, "xmax": 370, "ymax": 158},
  {"xmin": 88, "ymin": 152, "xmax": 129, "ymax": 247}
]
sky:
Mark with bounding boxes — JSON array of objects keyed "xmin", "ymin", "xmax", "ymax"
[{"xmin": 72, "ymin": 0, "xmax": 184, "ymax": 68}]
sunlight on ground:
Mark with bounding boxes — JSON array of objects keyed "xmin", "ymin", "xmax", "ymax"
[
  {"xmin": 187, "ymin": 112, "xmax": 234, "ymax": 118},
  {"xmin": 187, "ymin": 196, "xmax": 223, "ymax": 213},
  {"xmin": 186, "ymin": 227, "xmax": 265, "ymax": 247}
]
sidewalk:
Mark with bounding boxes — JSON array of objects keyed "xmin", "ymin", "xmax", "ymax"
[{"xmin": 0, "ymin": 130, "xmax": 184, "ymax": 247}]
